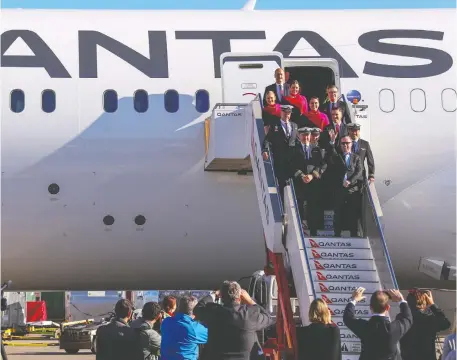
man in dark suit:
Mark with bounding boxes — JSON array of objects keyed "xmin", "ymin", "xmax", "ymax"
[
  {"xmin": 263, "ymin": 68, "xmax": 290, "ymax": 106},
  {"xmin": 328, "ymin": 133, "xmax": 363, "ymax": 237},
  {"xmin": 343, "ymin": 287, "xmax": 413, "ymax": 360},
  {"xmin": 262, "ymin": 105, "xmax": 298, "ymax": 200},
  {"xmin": 292, "ymin": 127, "xmax": 327, "ymax": 235},
  {"xmin": 321, "ymin": 84, "xmax": 352, "ymax": 124},
  {"xmin": 96, "ymin": 299, "xmax": 135, "ymax": 360},
  {"xmin": 194, "ymin": 281, "xmax": 275, "ymax": 360},
  {"xmin": 347, "ymin": 123, "xmax": 375, "ymax": 183},
  {"xmin": 320, "ymin": 107, "xmax": 348, "ymax": 150}
]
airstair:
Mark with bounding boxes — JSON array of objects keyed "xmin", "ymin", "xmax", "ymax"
[{"xmin": 204, "ymin": 93, "xmax": 399, "ymax": 359}]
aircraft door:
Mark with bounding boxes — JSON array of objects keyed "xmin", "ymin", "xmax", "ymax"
[{"xmin": 220, "ymin": 52, "xmax": 283, "ymax": 103}]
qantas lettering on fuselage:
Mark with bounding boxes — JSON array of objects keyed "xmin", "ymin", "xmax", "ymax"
[{"xmin": 0, "ymin": 29, "xmax": 453, "ymax": 78}]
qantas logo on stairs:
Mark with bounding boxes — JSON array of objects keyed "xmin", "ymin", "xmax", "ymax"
[
  {"xmin": 319, "ymin": 283, "xmax": 330, "ymax": 292},
  {"xmin": 309, "ymin": 239, "xmax": 352, "ymax": 247},
  {"xmin": 309, "ymin": 239, "xmax": 320, "ymax": 247},
  {"xmin": 321, "ymin": 295, "xmax": 333, "ymax": 304},
  {"xmin": 316, "ymin": 271, "xmax": 327, "ymax": 281},
  {"xmin": 311, "ymin": 249, "xmax": 321, "ymax": 258},
  {"xmin": 314, "ymin": 260, "xmax": 325, "ymax": 269}
]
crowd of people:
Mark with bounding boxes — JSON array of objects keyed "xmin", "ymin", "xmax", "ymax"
[
  {"xmin": 261, "ymin": 67, "xmax": 374, "ymax": 236},
  {"xmin": 94, "ymin": 281, "xmax": 454, "ymax": 360}
]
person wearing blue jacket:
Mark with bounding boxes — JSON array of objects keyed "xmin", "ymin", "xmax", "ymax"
[{"xmin": 160, "ymin": 295, "xmax": 208, "ymax": 360}]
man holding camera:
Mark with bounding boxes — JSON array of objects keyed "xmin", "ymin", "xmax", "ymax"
[
  {"xmin": 194, "ymin": 281, "xmax": 275, "ymax": 360},
  {"xmin": 343, "ymin": 287, "xmax": 413, "ymax": 360}
]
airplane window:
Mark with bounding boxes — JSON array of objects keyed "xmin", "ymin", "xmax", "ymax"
[
  {"xmin": 195, "ymin": 90, "xmax": 210, "ymax": 113},
  {"xmin": 379, "ymin": 89, "xmax": 395, "ymax": 113},
  {"xmin": 134, "ymin": 89, "xmax": 148, "ymax": 113},
  {"xmin": 164, "ymin": 89, "xmax": 179, "ymax": 113},
  {"xmin": 42, "ymin": 90, "xmax": 56, "ymax": 113},
  {"xmin": 441, "ymin": 88, "xmax": 457, "ymax": 112},
  {"xmin": 410, "ymin": 88, "xmax": 426, "ymax": 113},
  {"xmin": 10, "ymin": 89, "xmax": 25, "ymax": 113},
  {"xmin": 103, "ymin": 90, "xmax": 118, "ymax": 113}
]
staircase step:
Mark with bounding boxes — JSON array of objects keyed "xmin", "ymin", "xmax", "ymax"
[
  {"xmin": 327, "ymin": 304, "xmax": 370, "ymax": 317},
  {"xmin": 332, "ymin": 315, "xmax": 371, "ymax": 328},
  {"xmin": 305, "ymin": 237, "xmax": 370, "ymax": 249},
  {"xmin": 310, "ymin": 259, "xmax": 377, "ymax": 271},
  {"xmin": 314, "ymin": 281, "xmax": 381, "ymax": 294},
  {"xmin": 309, "ymin": 248, "xmax": 373, "ymax": 260},
  {"xmin": 343, "ymin": 355, "xmax": 362, "ymax": 360},
  {"xmin": 317, "ymin": 229, "xmax": 335, "ymax": 236},
  {"xmin": 311, "ymin": 270, "xmax": 378, "ymax": 282},
  {"xmin": 318, "ymin": 294, "xmax": 369, "ymax": 305},
  {"xmin": 340, "ymin": 328, "xmax": 360, "ymax": 341}
]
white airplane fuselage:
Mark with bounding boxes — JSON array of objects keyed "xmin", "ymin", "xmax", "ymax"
[{"xmin": 1, "ymin": 8, "xmax": 455, "ymax": 291}]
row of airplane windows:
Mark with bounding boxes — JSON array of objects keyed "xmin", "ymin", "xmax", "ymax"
[
  {"xmin": 8, "ymin": 89, "xmax": 211, "ymax": 114},
  {"xmin": 7, "ymin": 88, "xmax": 457, "ymax": 114}
]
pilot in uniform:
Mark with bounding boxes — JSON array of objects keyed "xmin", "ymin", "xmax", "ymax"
[
  {"xmin": 346, "ymin": 122, "xmax": 375, "ymax": 183},
  {"xmin": 262, "ymin": 105, "xmax": 298, "ymax": 200},
  {"xmin": 292, "ymin": 127, "xmax": 327, "ymax": 235}
]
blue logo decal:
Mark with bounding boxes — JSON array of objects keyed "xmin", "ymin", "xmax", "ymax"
[{"xmin": 346, "ymin": 90, "xmax": 361, "ymax": 104}]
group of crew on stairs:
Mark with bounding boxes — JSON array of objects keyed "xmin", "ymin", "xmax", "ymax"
[
  {"xmin": 261, "ymin": 67, "xmax": 374, "ymax": 237},
  {"xmin": 260, "ymin": 68, "xmax": 456, "ymax": 360}
]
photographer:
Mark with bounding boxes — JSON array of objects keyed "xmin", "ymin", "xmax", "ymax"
[
  {"xmin": 400, "ymin": 289, "xmax": 451, "ymax": 360},
  {"xmin": 193, "ymin": 281, "xmax": 275, "ymax": 360},
  {"xmin": 343, "ymin": 287, "xmax": 413, "ymax": 360}
]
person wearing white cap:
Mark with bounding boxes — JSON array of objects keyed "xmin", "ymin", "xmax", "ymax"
[
  {"xmin": 262, "ymin": 104, "xmax": 298, "ymax": 199},
  {"xmin": 291, "ymin": 127, "xmax": 327, "ymax": 235}
]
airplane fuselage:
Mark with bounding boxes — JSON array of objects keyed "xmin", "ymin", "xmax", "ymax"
[{"xmin": 1, "ymin": 8, "xmax": 455, "ymax": 290}]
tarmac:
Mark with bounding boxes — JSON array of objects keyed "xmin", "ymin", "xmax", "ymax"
[{"xmin": 3, "ymin": 341, "xmax": 94, "ymax": 359}]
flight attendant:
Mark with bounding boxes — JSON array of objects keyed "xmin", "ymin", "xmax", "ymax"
[
  {"xmin": 305, "ymin": 97, "xmax": 330, "ymax": 130},
  {"xmin": 262, "ymin": 91, "xmax": 281, "ymax": 128},
  {"xmin": 282, "ymin": 80, "xmax": 308, "ymax": 115}
]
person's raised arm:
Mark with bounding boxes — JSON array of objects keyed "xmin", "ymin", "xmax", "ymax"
[
  {"xmin": 343, "ymin": 287, "xmax": 368, "ymax": 339},
  {"xmin": 387, "ymin": 289, "xmax": 413, "ymax": 339},
  {"xmin": 241, "ymin": 289, "xmax": 276, "ymax": 331},
  {"xmin": 424, "ymin": 291, "xmax": 451, "ymax": 332},
  {"xmin": 193, "ymin": 292, "xmax": 217, "ymax": 323}
]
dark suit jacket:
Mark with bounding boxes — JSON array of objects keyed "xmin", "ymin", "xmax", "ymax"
[
  {"xmin": 327, "ymin": 145, "xmax": 363, "ymax": 191},
  {"xmin": 343, "ymin": 302, "xmax": 413, "ymax": 360},
  {"xmin": 96, "ymin": 318, "xmax": 135, "ymax": 360},
  {"xmin": 194, "ymin": 296, "xmax": 275, "ymax": 360},
  {"xmin": 262, "ymin": 120, "xmax": 298, "ymax": 180},
  {"xmin": 353, "ymin": 138, "xmax": 375, "ymax": 180},
  {"xmin": 263, "ymin": 82, "xmax": 290, "ymax": 105},
  {"xmin": 296, "ymin": 323, "xmax": 341, "ymax": 360},
  {"xmin": 321, "ymin": 99, "xmax": 353, "ymax": 124},
  {"xmin": 319, "ymin": 122, "xmax": 348, "ymax": 150},
  {"xmin": 400, "ymin": 300, "xmax": 451, "ymax": 360},
  {"xmin": 292, "ymin": 143, "xmax": 327, "ymax": 182}
]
